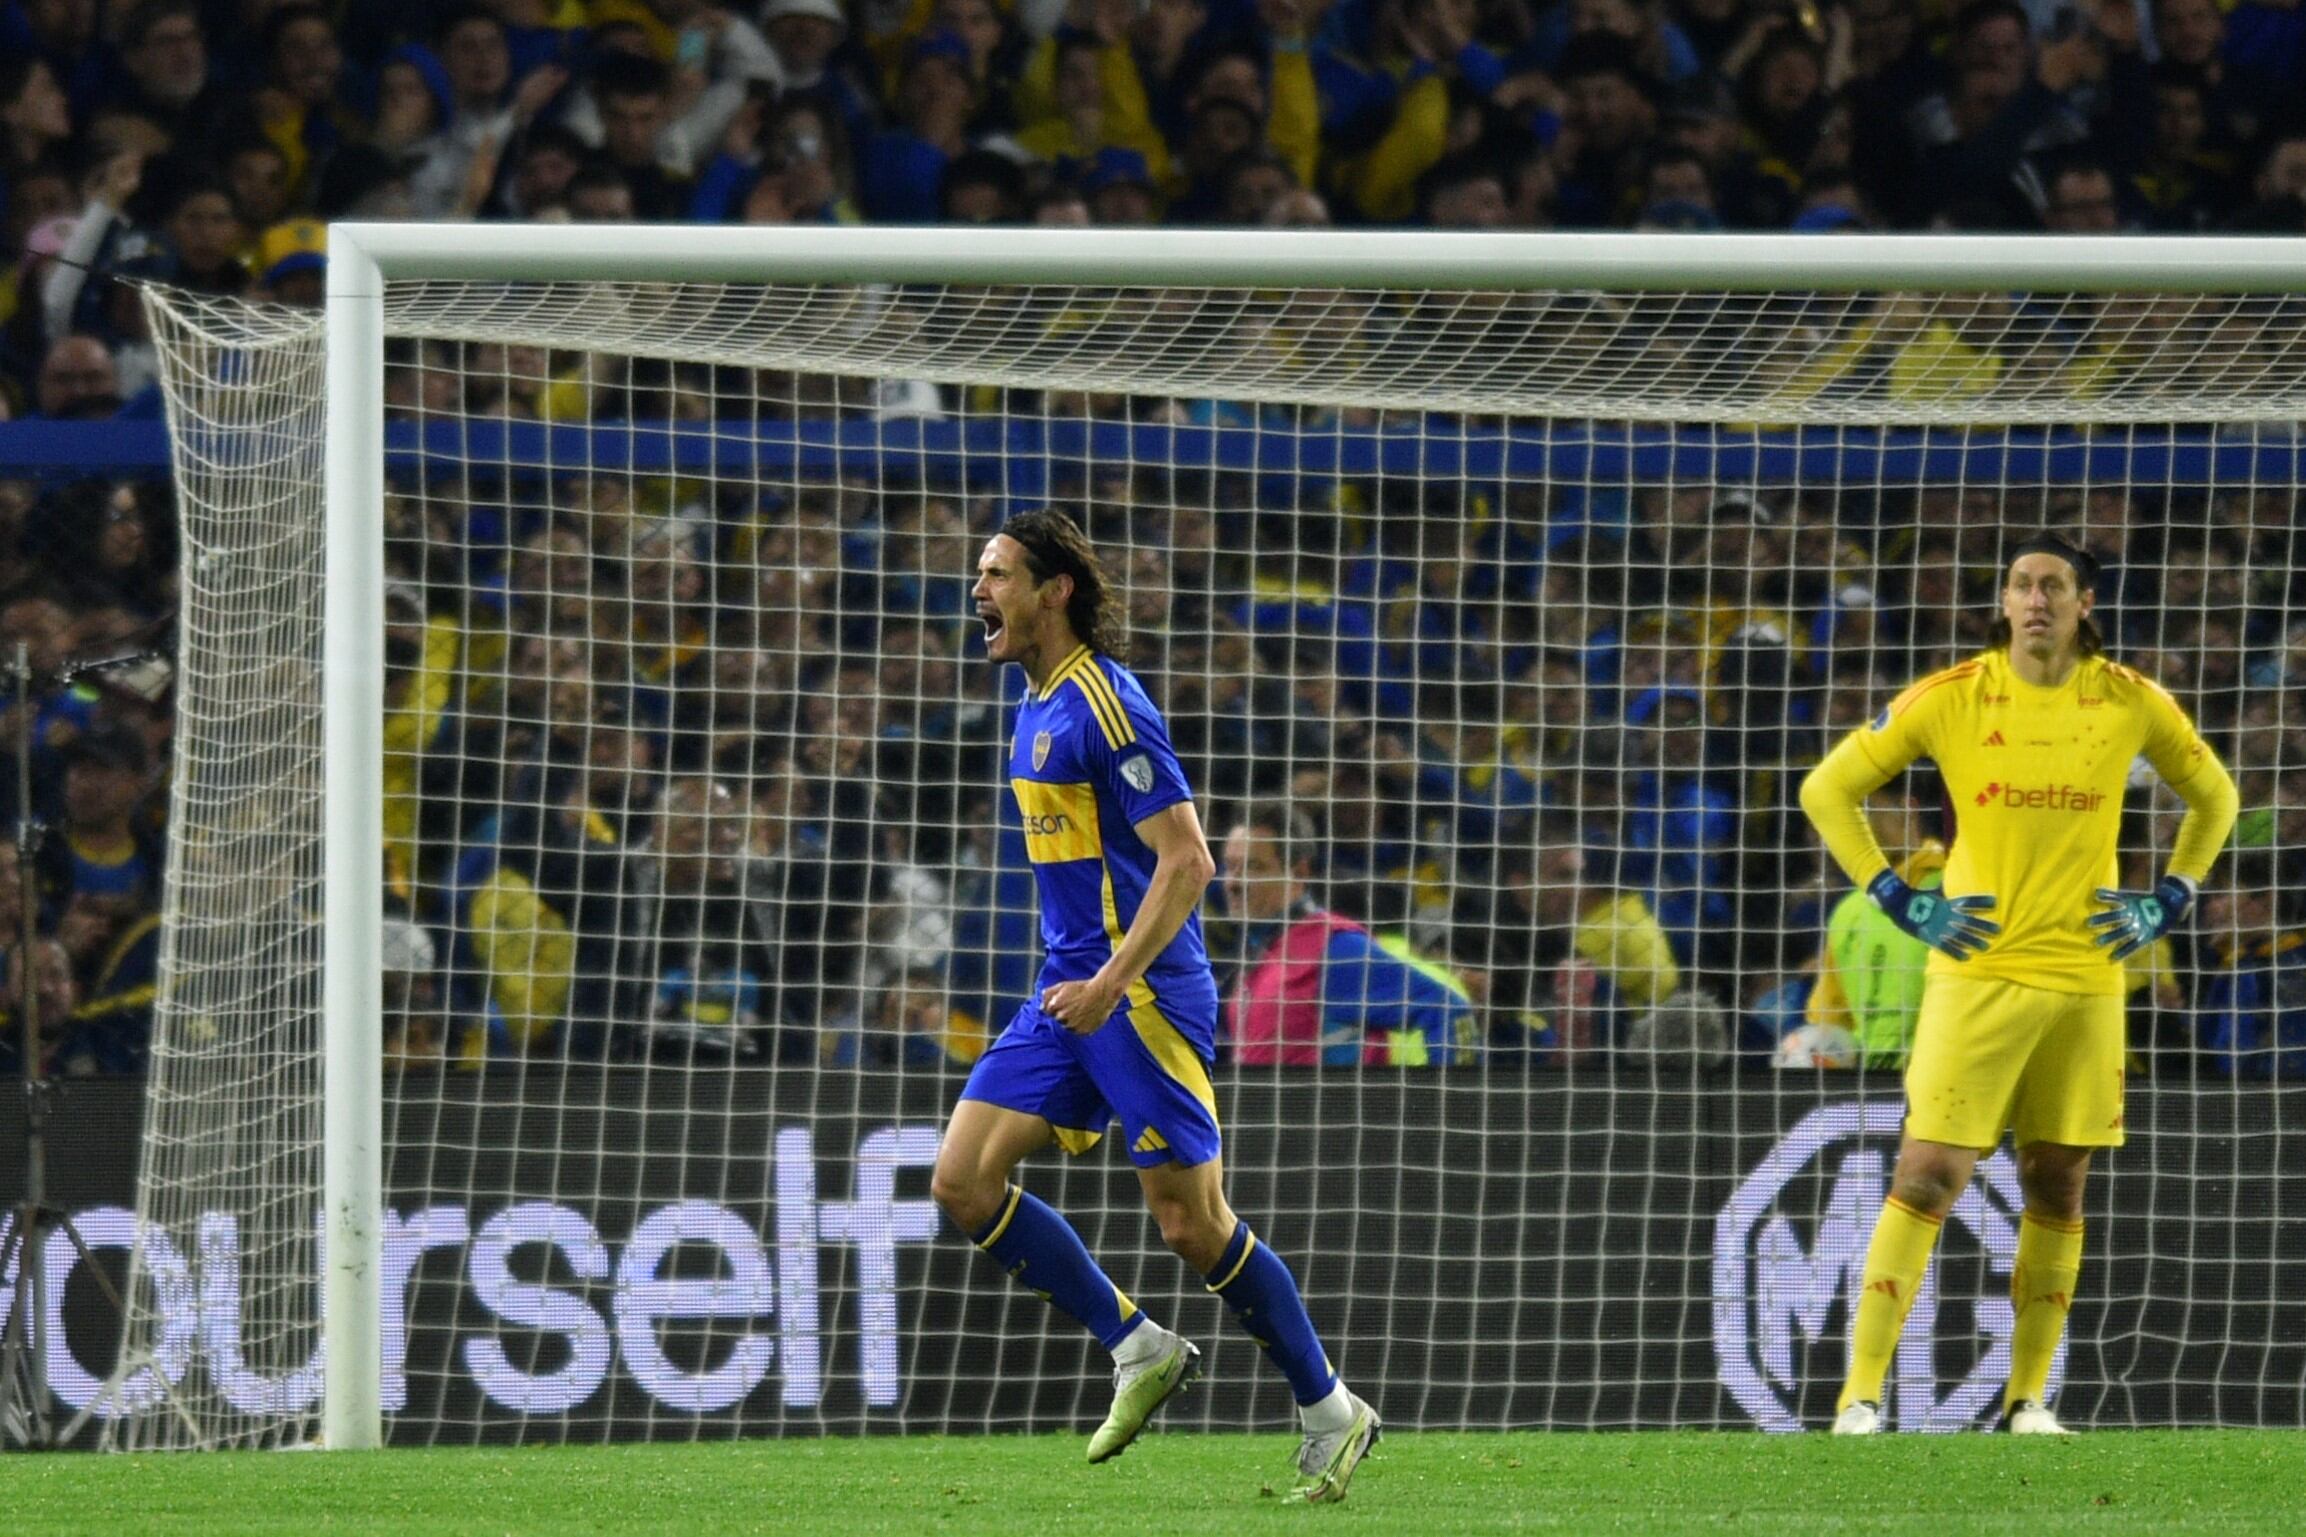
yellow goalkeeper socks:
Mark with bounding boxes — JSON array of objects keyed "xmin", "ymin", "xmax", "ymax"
[
  {"xmin": 1838, "ymin": 1196, "xmax": 1942, "ymax": 1412},
  {"xmin": 2005, "ymin": 1212, "xmax": 2085, "ymax": 1412}
]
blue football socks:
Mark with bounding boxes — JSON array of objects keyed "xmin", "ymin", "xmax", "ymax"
[
  {"xmin": 1203, "ymin": 1220, "xmax": 1337, "ymax": 1405},
  {"xmin": 970, "ymin": 1183, "xmax": 1143, "ymax": 1350}
]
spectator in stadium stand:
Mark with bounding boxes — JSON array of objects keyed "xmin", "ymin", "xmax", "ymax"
[
  {"xmin": 1404, "ymin": 679, "xmax": 1541, "ymax": 858},
  {"xmin": 2196, "ymin": 849, "xmax": 2306, "ymax": 1078},
  {"xmin": 380, "ymin": 916, "xmax": 456, "ymax": 1068},
  {"xmin": 46, "ymin": 874, "xmax": 162, "ymax": 1077},
  {"xmin": 1637, "ymin": 142, "xmax": 1716, "ymax": 222},
  {"xmin": 1549, "ymin": 32, "xmax": 1663, "ymax": 227},
  {"xmin": 44, "ymin": 478, "xmax": 174, "ymax": 620},
  {"xmin": 1012, "ymin": 25, "xmax": 1172, "ymax": 190},
  {"xmin": 369, "ymin": 40, "xmax": 451, "ymax": 163},
  {"xmin": 881, "ymin": 493, "xmax": 980, "ymax": 631},
  {"xmin": 250, "ymin": 217, "xmax": 325, "ymax": 307},
  {"xmin": 692, "ymin": 88, "xmax": 851, "ymax": 223},
  {"xmin": 761, "ymin": 0, "xmax": 873, "ymax": 143},
  {"xmin": 475, "ymin": 121, "xmax": 578, "ymax": 220},
  {"xmin": 2226, "ymin": 127, "xmax": 2306, "ymax": 230},
  {"xmin": 1222, "ymin": 800, "xmax": 1478, "ymax": 1067},
  {"xmin": 26, "ymin": 333, "xmax": 130, "ymax": 420},
  {"xmin": 1418, "ymin": 151, "xmax": 1509, "ymax": 226},
  {"xmin": 1167, "ymin": 96, "xmax": 1270, "ymax": 222},
  {"xmin": 623, "ymin": 773, "xmax": 772, "ymax": 1060},
  {"xmin": 1, "ymin": 55, "xmax": 74, "ymax": 183},
  {"xmin": 1319, "ymin": 0, "xmax": 1519, "ymax": 223},
  {"xmin": 1730, "ymin": 19, "xmax": 1840, "ymax": 222},
  {"xmin": 859, "ymin": 30, "xmax": 979, "ymax": 222},
  {"xmin": 1618, "ymin": 683, "xmax": 1742, "ymax": 977},
  {"xmin": 0, "ymin": 586, "xmax": 100, "ymax": 772},
  {"xmin": 933, "ymin": 0, "xmax": 1028, "ymax": 134},
  {"xmin": 1909, "ymin": 0, "xmax": 2149, "ymax": 230},
  {"xmin": 1080, "ymin": 142, "xmax": 1161, "ymax": 224},
  {"xmin": 562, "ymin": 159, "xmax": 637, "ymax": 221},
  {"xmin": 401, "ymin": 11, "xmax": 573, "ymax": 221},
  {"xmin": 1647, "ymin": 71, "xmax": 1765, "ymax": 228},
  {"xmin": 565, "ymin": 51, "xmax": 695, "ymax": 220},
  {"xmin": 217, "ymin": 131, "xmax": 294, "ymax": 234},
  {"xmin": 2126, "ymin": 64, "xmax": 2231, "ymax": 230},
  {"xmin": 111, "ymin": 1, "xmax": 230, "ymax": 147},
  {"xmin": 4, "ymin": 0, "xmax": 100, "ymax": 118},
  {"xmin": 0, "ymin": 849, "xmax": 77, "ymax": 1077},
  {"xmin": 467, "ymin": 700, "xmax": 655, "ymax": 1058},
  {"xmin": 2154, "ymin": 0, "xmax": 2291, "ymax": 159},
  {"xmin": 2040, "ymin": 151, "xmax": 2130, "ymax": 231},
  {"xmin": 1172, "ymin": 42, "xmax": 1295, "ymax": 180},
  {"xmin": 238, "ymin": 4, "xmax": 361, "ymax": 208},
  {"xmin": 38, "ymin": 721, "xmax": 162, "ymax": 929},
  {"xmin": 551, "ymin": 13, "xmax": 775, "ymax": 184},
  {"xmin": 1, "ymin": 215, "xmax": 73, "ymax": 412},
  {"xmin": 1210, "ymin": 148, "xmax": 1298, "ymax": 223},
  {"xmin": 1456, "ymin": 816, "xmax": 1681, "ymax": 1065},
  {"xmin": 1499, "ymin": 649, "xmax": 1592, "ymax": 793},
  {"xmin": 939, "ymin": 145, "xmax": 1026, "ymax": 221}
]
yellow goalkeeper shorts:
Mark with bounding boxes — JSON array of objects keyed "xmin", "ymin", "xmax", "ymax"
[{"xmin": 1903, "ymin": 972, "xmax": 2127, "ymax": 1150}]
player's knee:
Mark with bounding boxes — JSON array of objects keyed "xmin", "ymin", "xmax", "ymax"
[
  {"xmin": 930, "ymin": 1160, "xmax": 1003, "ymax": 1234},
  {"xmin": 2016, "ymin": 1149, "xmax": 2089, "ymax": 1221},
  {"xmin": 1888, "ymin": 1157, "xmax": 1969, "ymax": 1218},
  {"xmin": 1147, "ymin": 1197, "xmax": 1229, "ymax": 1271}
]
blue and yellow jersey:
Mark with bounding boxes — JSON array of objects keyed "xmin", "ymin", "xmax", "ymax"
[
  {"xmin": 1008, "ymin": 645, "xmax": 1214, "ymax": 1011},
  {"xmin": 1808, "ymin": 649, "xmax": 2230, "ymax": 996},
  {"xmin": 63, "ymin": 830, "xmax": 153, "ymax": 904}
]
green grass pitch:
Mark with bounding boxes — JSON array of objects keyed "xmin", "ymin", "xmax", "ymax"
[{"xmin": 11, "ymin": 1430, "xmax": 2305, "ymax": 1535}]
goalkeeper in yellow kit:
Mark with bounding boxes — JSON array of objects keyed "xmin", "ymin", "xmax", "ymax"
[{"xmin": 1798, "ymin": 531, "xmax": 2238, "ymax": 1435}]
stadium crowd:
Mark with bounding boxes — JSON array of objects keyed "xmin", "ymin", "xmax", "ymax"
[{"xmin": 2, "ymin": 0, "xmax": 2305, "ymax": 1078}]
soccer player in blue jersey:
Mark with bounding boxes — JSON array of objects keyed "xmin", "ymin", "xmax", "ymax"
[{"xmin": 930, "ymin": 509, "xmax": 1379, "ymax": 1501}]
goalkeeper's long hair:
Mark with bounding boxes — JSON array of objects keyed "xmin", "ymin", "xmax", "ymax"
[{"xmin": 1002, "ymin": 507, "xmax": 1127, "ymax": 660}]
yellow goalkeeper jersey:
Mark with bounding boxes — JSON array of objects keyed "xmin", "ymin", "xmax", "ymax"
[{"xmin": 1806, "ymin": 648, "xmax": 2232, "ymax": 997}]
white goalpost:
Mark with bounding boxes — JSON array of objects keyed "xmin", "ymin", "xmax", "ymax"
[{"xmin": 107, "ymin": 226, "xmax": 2306, "ymax": 1451}]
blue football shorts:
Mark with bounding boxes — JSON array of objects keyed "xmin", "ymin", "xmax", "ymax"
[{"xmin": 960, "ymin": 993, "xmax": 1223, "ymax": 1168}]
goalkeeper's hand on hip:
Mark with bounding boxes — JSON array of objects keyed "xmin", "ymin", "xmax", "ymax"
[
  {"xmin": 1868, "ymin": 871, "xmax": 2001, "ymax": 960},
  {"xmin": 2088, "ymin": 876, "xmax": 2195, "ymax": 962}
]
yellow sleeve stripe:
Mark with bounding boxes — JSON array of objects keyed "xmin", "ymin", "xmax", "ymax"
[
  {"xmin": 1061, "ymin": 655, "xmax": 1136, "ymax": 748},
  {"xmin": 1899, "ymin": 660, "xmax": 1983, "ymax": 710}
]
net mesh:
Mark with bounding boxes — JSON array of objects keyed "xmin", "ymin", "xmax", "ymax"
[
  {"xmin": 116, "ymin": 294, "xmax": 332, "ymax": 1448},
  {"xmin": 382, "ymin": 282, "xmax": 2306, "ymax": 424},
  {"xmin": 112, "ymin": 270, "xmax": 2304, "ymax": 1447}
]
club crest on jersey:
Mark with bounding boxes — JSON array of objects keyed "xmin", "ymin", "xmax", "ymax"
[
  {"xmin": 1121, "ymin": 752, "xmax": 1154, "ymax": 792},
  {"xmin": 1032, "ymin": 730, "xmax": 1053, "ymax": 771}
]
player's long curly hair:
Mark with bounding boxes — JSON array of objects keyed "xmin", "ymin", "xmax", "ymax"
[{"xmin": 1002, "ymin": 507, "xmax": 1127, "ymax": 660}]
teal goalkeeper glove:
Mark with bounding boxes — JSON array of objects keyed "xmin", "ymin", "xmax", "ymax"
[
  {"xmin": 1868, "ymin": 871, "xmax": 2001, "ymax": 961},
  {"xmin": 2088, "ymin": 876, "xmax": 2195, "ymax": 962}
]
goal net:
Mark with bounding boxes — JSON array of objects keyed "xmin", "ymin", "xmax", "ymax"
[{"xmin": 108, "ymin": 230, "xmax": 2306, "ymax": 1448}]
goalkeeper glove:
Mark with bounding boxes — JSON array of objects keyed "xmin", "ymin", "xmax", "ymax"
[
  {"xmin": 1868, "ymin": 871, "xmax": 2001, "ymax": 961},
  {"xmin": 2088, "ymin": 876, "xmax": 2195, "ymax": 962}
]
